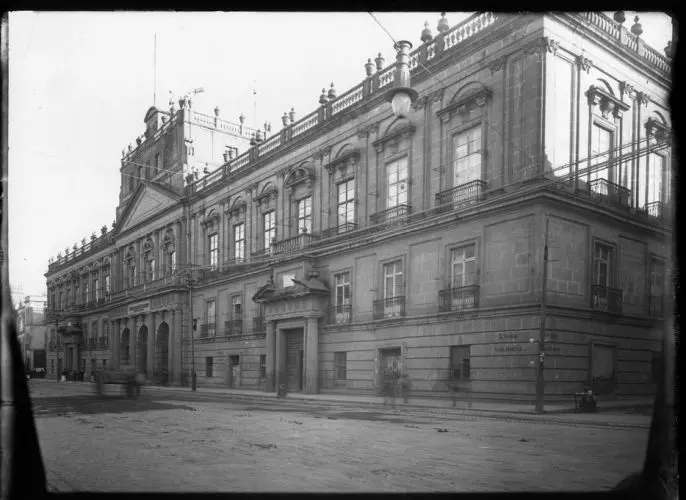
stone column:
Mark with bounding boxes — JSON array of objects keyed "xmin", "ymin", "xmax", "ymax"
[
  {"xmin": 146, "ymin": 312, "xmax": 155, "ymax": 377},
  {"xmin": 167, "ymin": 310, "xmax": 174, "ymax": 384},
  {"xmin": 173, "ymin": 308, "xmax": 182, "ymax": 385},
  {"xmin": 129, "ymin": 317, "xmax": 137, "ymax": 368},
  {"xmin": 305, "ymin": 317, "xmax": 319, "ymax": 394},
  {"xmin": 245, "ymin": 188, "xmax": 254, "ymax": 257},
  {"xmin": 275, "ymin": 328, "xmax": 287, "ymax": 391},
  {"xmin": 112, "ymin": 319, "xmax": 120, "ymax": 369},
  {"xmin": 218, "ymin": 212, "xmax": 225, "ymax": 266},
  {"xmin": 265, "ymin": 320, "xmax": 276, "ymax": 392}
]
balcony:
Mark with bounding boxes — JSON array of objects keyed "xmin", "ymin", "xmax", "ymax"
[
  {"xmin": 370, "ymin": 205, "xmax": 411, "ymax": 229},
  {"xmin": 321, "ymin": 222, "xmax": 358, "ymax": 240},
  {"xmin": 648, "ymin": 295, "xmax": 664, "ymax": 318},
  {"xmin": 373, "ymin": 296, "xmax": 406, "ymax": 320},
  {"xmin": 587, "ymin": 178, "xmax": 632, "ymax": 210},
  {"xmin": 200, "ymin": 323, "xmax": 215, "ymax": 338},
  {"xmin": 272, "ymin": 233, "xmax": 319, "ymax": 255},
  {"xmin": 438, "ymin": 285, "xmax": 480, "ymax": 314},
  {"xmin": 637, "ymin": 201, "xmax": 669, "ymax": 224},
  {"xmin": 435, "ymin": 180, "xmax": 487, "ymax": 213},
  {"xmin": 330, "ymin": 303, "xmax": 352, "ymax": 324},
  {"xmin": 591, "ymin": 285, "xmax": 623, "ymax": 314},
  {"xmin": 224, "ymin": 318, "xmax": 243, "ymax": 337},
  {"xmin": 98, "ymin": 337, "xmax": 109, "ymax": 348}
]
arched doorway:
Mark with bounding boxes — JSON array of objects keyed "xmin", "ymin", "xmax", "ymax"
[
  {"xmin": 120, "ymin": 328, "xmax": 130, "ymax": 366},
  {"xmin": 137, "ymin": 325, "xmax": 148, "ymax": 374},
  {"xmin": 155, "ymin": 322, "xmax": 169, "ymax": 384}
]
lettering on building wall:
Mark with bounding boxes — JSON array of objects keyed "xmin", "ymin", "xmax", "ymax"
[
  {"xmin": 498, "ymin": 332, "xmax": 519, "ymax": 341},
  {"xmin": 128, "ymin": 301, "xmax": 151, "ymax": 315},
  {"xmin": 544, "ymin": 344, "xmax": 560, "ymax": 353},
  {"xmin": 494, "ymin": 345, "xmax": 523, "ymax": 353}
]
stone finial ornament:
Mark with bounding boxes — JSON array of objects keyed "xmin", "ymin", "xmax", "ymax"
[
  {"xmin": 250, "ymin": 133, "xmax": 257, "ymax": 146},
  {"xmin": 375, "ymin": 52, "xmax": 385, "ymax": 71},
  {"xmin": 289, "ymin": 106, "xmax": 296, "ymax": 123},
  {"xmin": 319, "ymin": 88, "xmax": 328, "ymax": 105},
  {"xmin": 327, "ymin": 83, "xmax": 337, "ymax": 100},
  {"xmin": 239, "ymin": 113, "xmax": 245, "ymax": 125},
  {"xmin": 121, "ymin": 149, "xmax": 126, "ymax": 158},
  {"xmin": 214, "ymin": 106, "xmax": 220, "ymax": 117},
  {"xmin": 365, "ymin": 58, "xmax": 375, "ymax": 77},
  {"xmin": 613, "ymin": 11, "xmax": 626, "ymax": 24},
  {"xmin": 101, "ymin": 226, "xmax": 107, "ymax": 236},
  {"xmin": 91, "ymin": 233, "xmax": 97, "ymax": 241},
  {"xmin": 256, "ymin": 130, "xmax": 263, "ymax": 143},
  {"xmin": 437, "ymin": 12, "xmax": 450, "ymax": 34},
  {"xmin": 282, "ymin": 112, "xmax": 289, "ymax": 126},
  {"xmin": 128, "ymin": 144, "xmax": 133, "ymax": 152},
  {"xmin": 421, "ymin": 21, "xmax": 433, "ymax": 43},
  {"xmin": 631, "ymin": 16, "xmax": 643, "ymax": 37},
  {"xmin": 665, "ymin": 40, "xmax": 673, "ymax": 59}
]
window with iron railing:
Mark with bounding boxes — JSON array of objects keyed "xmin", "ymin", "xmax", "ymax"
[
  {"xmin": 233, "ymin": 223, "xmax": 245, "ymax": 262},
  {"xmin": 296, "ymin": 196, "xmax": 312, "ymax": 234},
  {"xmin": 453, "ymin": 126, "xmax": 482, "ymax": 187},
  {"xmin": 590, "ymin": 124, "xmax": 613, "ymax": 189},
  {"xmin": 333, "ymin": 272, "xmax": 352, "ymax": 323},
  {"xmin": 337, "ymin": 180, "xmax": 355, "ymax": 230},
  {"xmin": 208, "ymin": 234, "xmax": 218, "ymax": 269},
  {"xmin": 204, "ymin": 299, "xmax": 216, "ymax": 337},
  {"xmin": 263, "ymin": 211, "xmax": 276, "ymax": 251},
  {"xmin": 386, "ymin": 157, "xmax": 408, "ymax": 209},
  {"xmin": 382, "ymin": 261, "xmax": 404, "ymax": 318}
]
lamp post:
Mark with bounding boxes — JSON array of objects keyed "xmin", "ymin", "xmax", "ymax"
[{"xmin": 385, "ymin": 40, "xmax": 418, "ymax": 118}]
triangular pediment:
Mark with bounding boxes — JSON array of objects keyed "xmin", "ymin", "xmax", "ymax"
[{"xmin": 116, "ymin": 183, "xmax": 181, "ymax": 235}]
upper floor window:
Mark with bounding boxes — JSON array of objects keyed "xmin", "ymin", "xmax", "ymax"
[
  {"xmin": 590, "ymin": 124, "xmax": 613, "ymax": 184},
  {"xmin": 231, "ymin": 295, "xmax": 242, "ymax": 319},
  {"xmin": 297, "ymin": 197, "xmax": 312, "ymax": 234},
  {"xmin": 334, "ymin": 272, "xmax": 351, "ymax": 323},
  {"xmin": 208, "ymin": 233, "xmax": 218, "ymax": 268},
  {"xmin": 205, "ymin": 299, "xmax": 216, "ymax": 337},
  {"xmin": 104, "ymin": 274, "xmax": 110, "ymax": 295},
  {"xmin": 93, "ymin": 278, "xmax": 99, "ymax": 301},
  {"xmin": 383, "ymin": 261, "xmax": 403, "ymax": 299},
  {"xmin": 263, "ymin": 211, "xmax": 276, "ymax": 250},
  {"xmin": 234, "ymin": 223, "xmax": 245, "ymax": 262},
  {"xmin": 83, "ymin": 281, "xmax": 89, "ymax": 302},
  {"xmin": 593, "ymin": 243, "xmax": 614, "ymax": 288},
  {"xmin": 337, "ymin": 180, "xmax": 355, "ymax": 228},
  {"xmin": 453, "ymin": 126, "xmax": 482, "ymax": 186},
  {"xmin": 451, "ymin": 244, "xmax": 476, "ymax": 288},
  {"xmin": 386, "ymin": 157, "xmax": 408, "ymax": 209},
  {"xmin": 646, "ymin": 152, "xmax": 666, "ymax": 208}
]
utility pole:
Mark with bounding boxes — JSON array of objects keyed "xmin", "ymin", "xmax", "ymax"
[{"xmin": 535, "ymin": 214, "xmax": 550, "ymax": 414}]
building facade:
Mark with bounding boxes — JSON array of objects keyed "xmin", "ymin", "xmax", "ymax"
[
  {"xmin": 45, "ymin": 12, "xmax": 672, "ymax": 402},
  {"xmin": 17, "ymin": 295, "xmax": 48, "ymax": 372}
]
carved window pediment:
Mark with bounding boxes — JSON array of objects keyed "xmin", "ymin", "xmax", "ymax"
[
  {"xmin": 227, "ymin": 200, "xmax": 247, "ymax": 220},
  {"xmin": 586, "ymin": 85, "xmax": 630, "ymax": 120},
  {"xmin": 372, "ymin": 124, "xmax": 416, "ymax": 153},
  {"xmin": 202, "ymin": 210, "xmax": 220, "ymax": 228},
  {"xmin": 325, "ymin": 150, "xmax": 360, "ymax": 175},
  {"xmin": 255, "ymin": 185, "xmax": 278, "ymax": 208},
  {"xmin": 645, "ymin": 118, "xmax": 670, "ymax": 144},
  {"xmin": 284, "ymin": 166, "xmax": 315, "ymax": 190},
  {"xmin": 437, "ymin": 88, "xmax": 492, "ymax": 123}
]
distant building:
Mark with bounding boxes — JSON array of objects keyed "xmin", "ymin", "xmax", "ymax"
[
  {"xmin": 16, "ymin": 295, "xmax": 48, "ymax": 372},
  {"xmin": 45, "ymin": 12, "xmax": 672, "ymax": 402}
]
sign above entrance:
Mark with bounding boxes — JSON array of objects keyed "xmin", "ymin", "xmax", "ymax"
[{"xmin": 128, "ymin": 301, "xmax": 151, "ymax": 315}]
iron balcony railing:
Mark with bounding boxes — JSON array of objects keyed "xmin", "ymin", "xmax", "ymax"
[
  {"xmin": 641, "ymin": 201, "xmax": 667, "ymax": 222},
  {"xmin": 272, "ymin": 232, "xmax": 319, "ymax": 255},
  {"xmin": 648, "ymin": 295, "xmax": 664, "ymax": 318},
  {"xmin": 330, "ymin": 303, "xmax": 353, "ymax": 324},
  {"xmin": 591, "ymin": 284, "xmax": 623, "ymax": 314},
  {"xmin": 225, "ymin": 317, "xmax": 243, "ymax": 336},
  {"xmin": 370, "ymin": 205, "xmax": 411, "ymax": 228},
  {"xmin": 200, "ymin": 323, "xmax": 215, "ymax": 338},
  {"xmin": 321, "ymin": 222, "xmax": 358, "ymax": 240},
  {"xmin": 438, "ymin": 285, "xmax": 480, "ymax": 313},
  {"xmin": 252, "ymin": 316, "xmax": 266, "ymax": 333},
  {"xmin": 435, "ymin": 179, "xmax": 487, "ymax": 213},
  {"xmin": 373, "ymin": 296, "xmax": 406, "ymax": 320},
  {"xmin": 98, "ymin": 337, "xmax": 109, "ymax": 348},
  {"xmin": 587, "ymin": 178, "xmax": 632, "ymax": 210}
]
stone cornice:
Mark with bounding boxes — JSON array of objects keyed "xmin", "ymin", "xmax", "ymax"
[
  {"xmin": 586, "ymin": 85, "xmax": 631, "ymax": 120},
  {"xmin": 325, "ymin": 150, "xmax": 360, "ymax": 175},
  {"xmin": 436, "ymin": 88, "xmax": 492, "ymax": 123}
]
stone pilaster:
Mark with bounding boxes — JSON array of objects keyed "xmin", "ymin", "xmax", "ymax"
[
  {"xmin": 305, "ymin": 317, "xmax": 319, "ymax": 394},
  {"xmin": 265, "ymin": 320, "xmax": 276, "ymax": 392}
]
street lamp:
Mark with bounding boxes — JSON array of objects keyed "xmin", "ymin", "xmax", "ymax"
[{"xmin": 385, "ymin": 40, "xmax": 418, "ymax": 118}]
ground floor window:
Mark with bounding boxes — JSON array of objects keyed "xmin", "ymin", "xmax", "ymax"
[
  {"xmin": 335, "ymin": 351, "xmax": 347, "ymax": 380},
  {"xmin": 206, "ymin": 357, "xmax": 213, "ymax": 378},
  {"xmin": 260, "ymin": 355, "xmax": 266, "ymax": 378},
  {"xmin": 450, "ymin": 345, "xmax": 471, "ymax": 381},
  {"xmin": 102, "ymin": 359, "xmax": 107, "ymax": 369}
]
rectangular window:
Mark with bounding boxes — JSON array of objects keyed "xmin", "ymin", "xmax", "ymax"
[
  {"xmin": 84, "ymin": 281, "xmax": 89, "ymax": 302},
  {"xmin": 208, "ymin": 234, "xmax": 218, "ymax": 268},
  {"xmin": 383, "ymin": 261, "xmax": 404, "ymax": 318},
  {"xmin": 103, "ymin": 359, "xmax": 107, "ymax": 369},
  {"xmin": 263, "ymin": 211, "xmax": 276, "ymax": 250},
  {"xmin": 94, "ymin": 278, "xmax": 99, "ymax": 300},
  {"xmin": 104, "ymin": 275, "xmax": 110, "ymax": 295},
  {"xmin": 593, "ymin": 243, "xmax": 613, "ymax": 287},
  {"xmin": 206, "ymin": 299, "xmax": 216, "ymax": 329},
  {"xmin": 337, "ymin": 180, "xmax": 355, "ymax": 229},
  {"xmin": 334, "ymin": 272, "xmax": 351, "ymax": 323},
  {"xmin": 233, "ymin": 223, "xmax": 245, "ymax": 262},
  {"xmin": 386, "ymin": 158, "xmax": 408, "ymax": 209},
  {"xmin": 297, "ymin": 196, "xmax": 312, "ymax": 234},
  {"xmin": 169, "ymin": 251, "xmax": 176, "ymax": 274},
  {"xmin": 450, "ymin": 345, "xmax": 471, "ymax": 381},
  {"xmin": 646, "ymin": 152, "xmax": 665, "ymax": 207},
  {"xmin": 231, "ymin": 295, "xmax": 242, "ymax": 320},
  {"xmin": 205, "ymin": 357, "xmax": 213, "ymax": 378},
  {"xmin": 451, "ymin": 244, "xmax": 477, "ymax": 288},
  {"xmin": 590, "ymin": 124, "xmax": 613, "ymax": 185},
  {"xmin": 260, "ymin": 355, "xmax": 266, "ymax": 379},
  {"xmin": 453, "ymin": 126, "xmax": 482, "ymax": 186},
  {"xmin": 334, "ymin": 351, "xmax": 347, "ymax": 380}
]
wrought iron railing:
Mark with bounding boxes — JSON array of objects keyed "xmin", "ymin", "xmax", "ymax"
[
  {"xmin": 225, "ymin": 318, "xmax": 243, "ymax": 336},
  {"xmin": 200, "ymin": 323, "xmax": 215, "ymax": 338},
  {"xmin": 435, "ymin": 179, "xmax": 487, "ymax": 212},
  {"xmin": 252, "ymin": 316, "xmax": 266, "ymax": 333},
  {"xmin": 591, "ymin": 284, "xmax": 623, "ymax": 313},
  {"xmin": 272, "ymin": 232, "xmax": 319, "ymax": 255},
  {"xmin": 643, "ymin": 201, "xmax": 667, "ymax": 222},
  {"xmin": 370, "ymin": 205, "xmax": 411, "ymax": 228},
  {"xmin": 373, "ymin": 296, "xmax": 406, "ymax": 320},
  {"xmin": 438, "ymin": 285, "xmax": 480, "ymax": 313},
  {"xmin": 587, "ymin": 178, "xmax": 632, "ymax": 210},
  {"xmin": 321, "ymin": 222, "xmax": 358, "ymax": 240},
  {"xmin": 330, "ymin": 303, "xmax": 353, "ymax": 324},
  {"xmin": 648, "ymin": 295, "xmax": 664, "ymax": 318}
]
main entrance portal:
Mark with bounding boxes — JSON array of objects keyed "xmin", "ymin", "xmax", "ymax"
[{"xmin": 285, "ymin": 329, "xmax": 304, "ymax": 393}]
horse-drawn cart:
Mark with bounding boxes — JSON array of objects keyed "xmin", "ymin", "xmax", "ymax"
[{"xmin": 94, "ymin": 366, "xmax": 145, "ymax": 398}]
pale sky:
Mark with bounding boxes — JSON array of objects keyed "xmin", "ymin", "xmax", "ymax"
[{"xmin": 7, "ymin": 11, "xmax": 673, "ymax": 297}]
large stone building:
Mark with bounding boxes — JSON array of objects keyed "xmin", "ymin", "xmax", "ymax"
[
  {"xmin": 45, "ymin": 12, "xmax": 672, "ymax": 402},
  {"xmin": 16, "ymin": 294, "xmax": 48, "ymax": 372}
]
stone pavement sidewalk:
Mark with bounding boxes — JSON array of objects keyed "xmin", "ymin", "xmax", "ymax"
[{"xmin": 30, "ymin": 379, "xmax": 651, "ymax": 428}]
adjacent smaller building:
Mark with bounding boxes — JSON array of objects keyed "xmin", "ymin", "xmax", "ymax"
[{"xmin": 16, "ymin": 295, "xmax": 48, "ymax": 372}]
